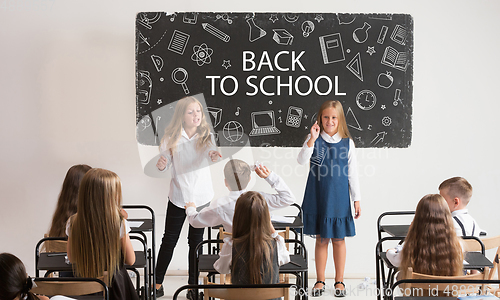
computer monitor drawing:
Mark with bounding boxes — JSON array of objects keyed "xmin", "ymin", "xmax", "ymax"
[{"xmin": 249, "ymin": 110, "xmax": 281, "ymax": 136}]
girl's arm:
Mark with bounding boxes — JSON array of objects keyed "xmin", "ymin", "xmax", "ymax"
[
  {"xmin": 347, "ymin": 139, "xmax": 362, "ymax": 218},
  {"xmin": 297, "ymin": 122, "xmax": 320, "ymax": 165},
  {"xmin": 157, "ymin": 141, "xmax": 173, "ymax": 171},
  {"xmin": 207, "ymin": 133, "xmax": 221, "ymax": 162},
  {"xmin": 122, "ymin": 232, "xmax": 136, "ymax": 266},
  {"xmin": 66, "ymin": 236, "xmax": 72, "ymax": 262}
]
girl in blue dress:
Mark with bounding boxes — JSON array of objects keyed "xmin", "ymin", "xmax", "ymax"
[{"xmin": 297, "ymin": 100, "xmax": 361, "ymax": 297}]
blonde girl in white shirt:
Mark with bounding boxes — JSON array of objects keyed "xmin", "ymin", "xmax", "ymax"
[{"xmin": 154, "ymin": 96, "xmax": 221, "ymax": 299}]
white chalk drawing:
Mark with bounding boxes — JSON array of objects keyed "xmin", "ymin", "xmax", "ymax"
[
  {"xmin": 166, "ymin": 12, "xmax": 177, "ymax": 22},
  {"xmin": 249, "ymin": 111, "xmax": 281, "ymax": 136},
  {"xmin": 353, "ymin": 22, "xmax": 371, "ymax": 43},
  {"xmin": 138, "ymin": 31, "xmax": 150, "ymax": 46},
  {"xmin": 223, "ymin": 121, "xmax": 244, "ymax": 142},
  {"xmin": 310, "ymin": 145, "xmax": 327, "ymax": 166},
  {"xmin": 393, "ymin": 89, "xmax": 403, "ymax": 106},
  {"xmin": 216, "ymin": 13, "xmax": 233, "ymax": 24},
  {"xmin": 151, "ymin": 54, "xmax": 164, "ymax": 72},
  {"xmin": 382, "ymin": 116, "xmax": 392, "ymax": 127},
  {"xmin": 346, "ymin": 52, "xmax": 364, "ymax": 82},
  {"xmin": 381, "ymin": 105, "xmax": 386, "ymax": 110},
  {"xmin": 168, "ymin": 30, "xmax": 190, "ymax": 55},
  {"xmin": 222, "ymin": 60, "xmax": 231, "ymax": 69},
  {"xmin": 268, "ymin": 100, "xmax": 273, "ymax": 105},
  {"xmin": 356, "ymin": 90, "xmax": 376, "ymax": 111},
  {"xmin": 269, "ymin": 14, "xmax": 279, "ymax": 23},
  {"xmin": 377, "ymin": 71, "xmax": 394, "ymax": 89},
  {"xmin": 235, "ymin": 107, "xmax": 240, "ymax": 116},
  {"xmin": 171, "ymin": 67, "xmax": 189, "ymax": 94},
  {"xmin": 367, "ymin": 46, "xmax": 376, "ymax": 56},
  {"xmin": 283, "ymin": 13, "xmax": 299, "ymax": 23},
  {"xmin": 391, "ymin": 25, "xmax": 407, "ymax": 45},
  {"xmin": 367, "ymin": 124, "xmax": 373, "ymax": 130},
  {"xmin": 314, "ymin": 14, "xmax": 324, "ymax": 23},
  {"xmin": 278, "ymin": 116, "xmax": 282, "ymax": 123},
  {"xmin": 247, "ymin": 17, "xmax": 266, "ymax": 42},
  {"xmin": 207, "ymin": 107, "xmax": 222, "ymax": 127},
  {"xmin": 370, "ymin": 131, "xmax": 387, "ymax": 146},
  {"xmin": 183, "ymin": 12, "xmax": 198, "ymax": 24},
  {"xmin": 272, "ymin": 29, "xmax": 293, "ymax": 45},
  {"xmin": 138, "ymin": 116, "xmax": 151, "ymax": 131},
  {"xmin": 301, "ymin": 21, "xmax": 315, "ymax": 38},
  {"xmin": 137, "ymin": 70, "xmax": 152, "ymax": 105},
  {"xmin": 338, "ymin": 14, "xmax": 356, "ymax": 25},
  {"xmin": 191, "ymin": 43, "xmax": 214, "ymax": 66},
  {"xmin": 157, "ymin": 99, "xmax": 162, "ymax": 105},
  {"xmin": 311, "ymin": 113, "xmax": 318, "ymax": 124},
  {"xmin": 377, "ymin": 26, "xmax": 389, "ymax": 44},
  {"xmin": 346, "ymin": 107, "xmax": 363, "ymax": 131},
  {"xmin": 318, "ymin": 33, "xmax": 345, "ymax": 64},
  {"xmin": 202, "ymin": 23, "xmax": 230, "ymax": 42},
  {"xmin": 381, "ymin": 46, "xmax": 408, "ymax": 71},
  {"xmin": 286, "ymin": 106, "xmax": 303, "ymax": 128},
  {"xmin": 137, "ymin": 12, "xmax": 161, "ymax": 29}
]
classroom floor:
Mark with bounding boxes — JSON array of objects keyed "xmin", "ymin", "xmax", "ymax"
[{"xmin": 156, "ymin": 276, "xmax": 378, "ymax": 300}]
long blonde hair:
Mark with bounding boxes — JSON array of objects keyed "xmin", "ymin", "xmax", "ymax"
[
  {"xmin": 315, "ymin": 100, "xmax": 351, "ymax": 139},
  {"xmin": 399, "ymin": 194, "xmax": 463, "ymax": 279},
  {"xmin": 69, "ymin": 168, "xmax": 124, "ymax": 286},
  {"xmin": 231, "ymin": 191, "xmax": 275, "ymax": 284},
  {"xmin": 159, "ymin": 96, "xmax": 213, "ymax": 153}
]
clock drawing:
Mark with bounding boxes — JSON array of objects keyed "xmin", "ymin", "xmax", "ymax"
[{"xmin": 356, "ymin": 89, "xmax": 377, "ymax": 111}]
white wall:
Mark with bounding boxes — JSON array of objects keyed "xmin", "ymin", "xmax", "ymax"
[{"xmin": 1, "ymin": 0, "xmax": 500, "ymax": 280}]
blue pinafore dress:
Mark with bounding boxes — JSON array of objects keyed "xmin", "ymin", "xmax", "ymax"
[{"xmin": 302, "ymin": 136, "xmax": 356, "ymax": 239}]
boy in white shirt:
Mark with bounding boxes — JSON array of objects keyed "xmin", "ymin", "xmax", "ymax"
[
  {"xmin": 439, "ymin": 177, "xmax": 485, "ymax": 237},
  {"xmin": 184, "ymin": 159, "xmax": 295, "ymax": 233}
]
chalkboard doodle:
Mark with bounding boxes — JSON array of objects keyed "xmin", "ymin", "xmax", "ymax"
[{"xmin": 135, "ymin": 12, "xmax": 414, "ymax": 148}]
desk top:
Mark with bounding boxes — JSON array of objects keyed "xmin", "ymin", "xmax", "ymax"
[
  {"xmin": 380, "ymin": 251, "xmax": 493, "ymax": 270},
  {"xmin": 197, "ymin": 254, "xmax": 307, "ymax": 273},
  {"xmin": 380, "ymin": 225, "xmax": 410, "ymax": 237},
  {"xmin": 128, "ymin": 218, "xmax": 153, "ymax": 232},
  {"xmin": 38, "ymin": 251, "xmax": 147, "ymax": 272},
  {"xmin": 211, "ymin": 216, "xmax": 303, "ymax": 231}
]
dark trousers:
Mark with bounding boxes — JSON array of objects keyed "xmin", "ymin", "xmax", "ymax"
[{"xmin": 155, "ymin": 201, "xmax": 205, "ymax": 285}]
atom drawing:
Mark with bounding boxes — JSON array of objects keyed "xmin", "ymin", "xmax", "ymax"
[{"xmin": 191, "ymin": 43, "xmax": 213, "ymax": 66}]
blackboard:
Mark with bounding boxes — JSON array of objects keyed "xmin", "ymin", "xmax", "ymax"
[{"xmin": 136, "ymin": 12, "xmax": 413, "ymax": 148}]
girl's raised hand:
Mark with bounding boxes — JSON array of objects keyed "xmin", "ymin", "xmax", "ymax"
[
  {"xmin": 208, "ymin": 150, "xmax": 222, "ymax": 162},
  {"xmin": 310, "ymin": 121, "xmax": 320, "ymax": 140},
  {"xmin": 156, "ymin": 155, "xmax": 168, "ymax": 171}
]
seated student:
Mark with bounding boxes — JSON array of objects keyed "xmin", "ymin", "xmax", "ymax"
[
  {"xmin": 214, "ymin": 191, "xmax": 290, "ymax": 283},
  {"xmin": 0, "ymin": 252, "xmax": 50, "ymax": 300},
  {"xmin": 66, "ymin": 168, "xmax": 139, "ymax": 300},
  {"xmin": 185, "ymin": 159, "xmax": 295, "ymax": 233},
  {"xmin": 439, "ymin": 177, "xmax": 485, "ymax": 237},
  {"xmin": 386, "ymin": 194, "xmax": 463, "ymax": 279},
  {"xmin": 47, "ymin": 164, "xmax": 92, "ymax": 239}
]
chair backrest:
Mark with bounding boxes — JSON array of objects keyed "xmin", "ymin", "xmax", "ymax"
[
  {"xmin": 404, "ymin": 267, "xmax": 489, "ymax": 296},
  {"xmin": 31, "ymin": 277, "xmax": 108, "ymax": 299},
  {"xmin": 42, "ymin": 234, "xmax": 68, "ymax": 253},
  {"xmin": 204, "ymin": 285, "xmax": 288, "ymax": 300},
  {"xmin": 481, "ymin": 235, "xmax": 500, "ymax": 280},
  {"xmin": 461, "ymin": 236, "xmax": 485, "ymax": 253}
]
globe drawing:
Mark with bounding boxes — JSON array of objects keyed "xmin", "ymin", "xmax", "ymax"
[{"xmin": 223, "ymin": 121, "xmax": 244, "ymax": 142}]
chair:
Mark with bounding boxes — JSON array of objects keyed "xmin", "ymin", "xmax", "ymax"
[
  {"xmin": 42, "ymin": 234, "xmax": 68, "ymax": 253},
  {"xmin": 391, "ymin": 267, "xmax": 490, "ymax": 298},
  {"xmin": 172, "ymin": 283, "xmax": 296, "ymax": 300},
  {"xmin": 376, "ymin": 236, "xmax": 406, "ymax": 299},
  {"xmin": 31, "ymin": 277, "xmax": 109, "ymax": 300},
  {"xmin": 126, "ymin": 235, "xmax": 149, "ymax": 300}
]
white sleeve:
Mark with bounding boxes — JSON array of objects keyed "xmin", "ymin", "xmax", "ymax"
[
  {"xmin": 386, "ymin": 244, "xmax": 403, "ymax": 267},
  {"xmin": 186, "ymin": 200, "xmax": 224, "ymax": 228},
  {"xmin": 261, "ymin": 172, "xmax": 295, "ymax": 210},
  {"xmin": 65, "ymin": 219, "xmax": 71, "ymax": 237},
  {"xmin": 50, "ymin": 296, "xmax": 77, "ymax": 300},
  {"xmin": 297, "ymin": 134, "xmax": 314, "ymax": 165},
  {"xmin": 120, "ymin": 219, "xmax": 131, "ymax": 238},
  {"xmin": 348, "ymin": 139, "xmax": 361, "ymax": 202},
  {"xmin": 273, "ymin": 232, "xmax": 290, "ymax": 266},
  {"xmin": 158, "ymin": 141, "xmax": 173, "ymax": 172},
  {"xmin": 213, "ymin": 237, "xmax": 233, "ymax": 274}
]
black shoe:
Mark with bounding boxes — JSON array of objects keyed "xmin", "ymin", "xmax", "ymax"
[
  {"xmin": 186, "ymin": 289, "xmax": 200, "ymax": 300},
  {"xmin": 154, "ymin": 285, "xmax": 164, "ymax": 298},
  {"xmin": 312, "ymin": 281, "xmax": 326, "ymax": 297},
  {"xmin": 334, "ymin": 281, "xmax": 346, "ymax": 297}
]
